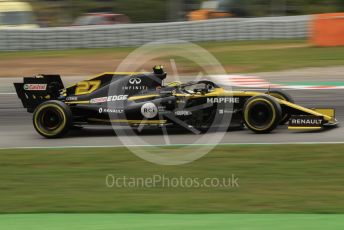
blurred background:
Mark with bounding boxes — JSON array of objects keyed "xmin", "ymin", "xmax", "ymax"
[
  {"xmin": 0, "ymin": 0, "xmax": 344, "ymax": 77},
  {"xmin": 0, "ymin": 0, "xmax": 343, "ymax": 27}
]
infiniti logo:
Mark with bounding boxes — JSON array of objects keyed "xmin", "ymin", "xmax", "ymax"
[{"xmin": 129, "ymin": 78, "xmax": 142, "ymax": 85}]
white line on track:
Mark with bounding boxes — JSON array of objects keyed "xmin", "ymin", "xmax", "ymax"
[
  {"xmin": 0, "ymin": 93, "xmax": 16, "ymax": 95},
  {"xmin": 0, "ymin": 142, "xmax": 344, "ymax": 150}
]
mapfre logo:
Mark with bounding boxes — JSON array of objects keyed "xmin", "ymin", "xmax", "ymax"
[
  {"xmin": 23, "ymin": 84, "xmax": 47, "ymax": 91},
  {"xmin": 129, "ymin": 78, "xmax": 142, "ymax": 85},
  {"xmin": 207, "ymin": 97, "xmax": 240, "ymax": 104},
  {"xmin": 141, "ymin": 102, "xmax": 158, "ymax": 118}
]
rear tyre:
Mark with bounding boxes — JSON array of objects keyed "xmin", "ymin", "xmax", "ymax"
[
  {"xmin": 266, "ymin": 90, "xmax": 294, "ymax": 124},
  {"xmin": 243, "ymin": 95, "xmax": 282, "ymax": 134},
  {"xmin": 33, "ymin": 100, "xmax": 72, "ymax": 138}
]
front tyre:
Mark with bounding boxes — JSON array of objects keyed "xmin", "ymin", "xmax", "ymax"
[
  {"xmin": 266, "ymin": 89, "xmax": 294, "ymax": 124},
  {"xmin": 33, "ymin": 100, "xmax": 72, "ymax": 138},
  {"xmin": 243, "ymin": 95, "xmax": 282, "ymax": 134}
]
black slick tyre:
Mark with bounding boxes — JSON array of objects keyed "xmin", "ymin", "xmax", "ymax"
[
  {"xmin": 266, "ymin": 89, "xmax": 294, "ymax": 125},
  {"xmin": 243, "ymin": 95, "xmax": 282, "ymax": 134},
  {"xmin": 33, "ymin": 100, "xmax": 72, "ymax": 138}
]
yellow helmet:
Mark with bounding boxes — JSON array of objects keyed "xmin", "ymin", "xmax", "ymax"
[{"xmin": 153, "ymin": 65, "xmax": 164, "ymax": 74}]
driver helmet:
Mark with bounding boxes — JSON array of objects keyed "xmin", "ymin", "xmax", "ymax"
[{"xmin": 153, "ymin": 65, "xmax": 164, "ymax": 74}]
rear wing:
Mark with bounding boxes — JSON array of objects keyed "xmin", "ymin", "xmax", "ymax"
[{"xmin": 14, "ymin": 75, "xmax": 64, "ymax": 113}]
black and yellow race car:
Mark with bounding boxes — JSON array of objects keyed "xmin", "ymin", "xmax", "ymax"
[{"xmin": 14, "ymin": 66, "xmax": 338, "ymax": 138}]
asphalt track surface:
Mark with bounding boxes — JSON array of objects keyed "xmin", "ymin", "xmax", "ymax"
[{"xmin": 1, "ymin": 77, "xmax": 344, "ymax": 148}]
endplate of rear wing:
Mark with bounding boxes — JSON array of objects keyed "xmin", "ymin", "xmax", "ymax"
[{"xmin": 14, "ymin": 75, "xmax": 64, "ymax": 112}]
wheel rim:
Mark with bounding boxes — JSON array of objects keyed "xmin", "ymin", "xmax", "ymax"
[
  {"xmin": 34, "ymin": 104, "xmax": 67, "ymax": 136},
  {"xmin": 247, "ymin": 102, "xmax": 274, "ymax": 129},
  {"xmin": 40, "ymin": 108, "xmax": 63, "ymax": 131}
]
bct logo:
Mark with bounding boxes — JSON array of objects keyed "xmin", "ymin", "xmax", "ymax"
[{"xmin": 141, "ymin": 102, "xmax": 158, "ymax": 118}]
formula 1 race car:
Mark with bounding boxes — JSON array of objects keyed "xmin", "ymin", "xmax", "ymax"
[{"xmin": 14, "ymin": 66, "xmax": 338, "ymax": 138}]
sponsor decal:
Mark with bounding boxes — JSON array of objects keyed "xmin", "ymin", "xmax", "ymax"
[
  {"xmin": 175, "ymin": 110, "xmax": 192, "ymax": 116},
  {"xmin": 207, "ymin": 97, "xmax": 240, "ymax": 104},
  {"xmin": 141, "ymin": 102, "xmax": 158, "ymax": 118},
  {"xmin": 289, "ymin": 115, "xmax": 323, "ymax": 127},
  {"xmin": 129, "ymin": 78, "xmax": 142, "ymax": 85},
  {"xmin": 123, "ymin": 77, "xmax": 147, "ymax": 91},
  {"xmin": 158, "ymin": 105, "xmax": 166, "ymax": 112},
  {"xmin": 23, "ymin": 84, "xmax": 47, "ymax": 91},
  {"xmin": 106, "ymin": 95, "xmax": 128, "ymax": 102},
  {"xmin": 66, "ymin": 96, "xmax": 78, "ymax": 101},
  {"xmin": 176, "ymin": 99, "xmax": 187, "ymax": 104},
  {"xmin": 99, "ymin": 108, "xmax": 124, "ymax": 114},
  {"xmin": 90, "ymin": 95, "xmax": 128, "ymax": 104},
  {"xmin": 122, "ymin": 85, "xmax": 148, "ymax": 91},
  {"xmin": 218, "ymin": 109, "xmax": 234, "ymax": 114},
  {"xmin": 91, "ymin": 97, "xmax": 107, "ymax": 104}
]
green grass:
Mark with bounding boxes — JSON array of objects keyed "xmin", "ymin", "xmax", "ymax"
[
  {"xmin": 199, "ymin": 40, "xmax": 344, "ymax": 72},
  {"xmin": 1, "ymin": 39, "xmax": 344, "ymax": 73},
  {"xmin": 212, "ymin": 44, "xmax": 344, "ymax": 72},
  {"xmin": 1, "ymin": 144, "xmax": 344, "ymax": 214},
  {"xmin": 1, "ymin": 214, "xmax": 344, "ymax": 230}
]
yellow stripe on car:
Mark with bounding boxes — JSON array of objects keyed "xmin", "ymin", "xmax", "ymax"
[
  {"xmin": 66, "ymin": 72, "xmax": 148, "ymax": 89},
  {"xmin": 128, "ymin": 94, "xmax": 159, "ymax": 101},
  {"xmin": 313, "ymin": 109, "xmax": 335, "ymax": 118},
  {"xmin": 65, "ymin": 101, "xmax": 90, "ymax": 104},
  {"xmin": 288, "ymin": 127, "xmax": 322, "ymax": 130},
  {"xmin": 278, "ymin": 100, "xmax": 332, "ymax": 121}
]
